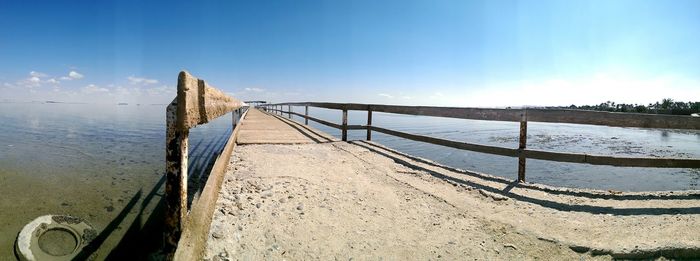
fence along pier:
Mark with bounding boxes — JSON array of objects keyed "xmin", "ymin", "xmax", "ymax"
[{"xmin": 163, "ymin": 72, "xmax": 700, "ymax": 260}]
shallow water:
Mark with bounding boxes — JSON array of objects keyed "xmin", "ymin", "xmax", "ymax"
[
  {"xmin": 0, "ymin": 102, "xmax": 234, "ymax": 259},
  {"xmin": 288, "ymin": 106, "xmax": 700, "ymax": 192}
]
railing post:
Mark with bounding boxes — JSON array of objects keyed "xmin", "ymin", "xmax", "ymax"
[
  {"xmin": 288, "ymin": 105, "xmax": 292, "ymax": 119},
  {"xmin": 518, "ymin": 109, "xmax": 527, "ymax": 182},
  {"xmin": 366, "ymin": 108, "xmax": 372, "ymax": 141},
  {"xmin": 342, "ymin": 109, "xmax": 348, "ymax": 141},
  {"xmin": 164, "ymin": 101, "xmax": 188, "ymax": 256},
  {"xmin": 304, "ymin": 105, "xmax": 309, "ymax": 125},
  {"xmin": 232, "ymin": 108, "xmax": 237, "ymax": 127}
]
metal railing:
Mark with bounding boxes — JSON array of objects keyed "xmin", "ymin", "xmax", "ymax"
[{"xmin": 259, "ymin": 102, "xmax": 700, "ymax": 182}]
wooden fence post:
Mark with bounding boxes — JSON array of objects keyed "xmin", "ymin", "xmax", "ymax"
[
  {"xmin": 342, "ymin": 109, "xmax": 348, "ymax": 141},
  {"xmin": 367, "ymin": 108, "xmax": 372, "ymax": 141},
  {"xmin": 288, "ymin": 105, "xmax": 292, "ymax": 119},
  {"xmin": 518, "ymin": 109, "xmax": 527, "ymax": 182},
  {"xmin": 305, "ymin": 105, "xmax": 309, "ymax": 125}
]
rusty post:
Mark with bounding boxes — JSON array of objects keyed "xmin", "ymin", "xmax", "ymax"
[
  {"xmin": 342, "ymin": 109, "xmax": 348, "ymax": 141},
  {"xmin": 367, "ymin": 109, "xmax": 372, "ymax": 141},
  {"xmin": 164, "ymin": 101, "xmax": 188, "ymax": 256},
  {"xmin": 518, "ymin": 109, "xmax": 527, "ymax": 182},
  {"xmin": 305, "ymin": 105, "xmax": 309, "ymax": 125}
]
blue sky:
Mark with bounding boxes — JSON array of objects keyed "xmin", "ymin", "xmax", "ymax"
[{"xmin": 1, "ymin": 0, "xmax": 699, "ymax": 106}]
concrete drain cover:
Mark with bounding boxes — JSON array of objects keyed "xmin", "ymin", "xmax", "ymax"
[{"xmin": 38, "ymin": 227, "xmax": 78, "ymax": 256}]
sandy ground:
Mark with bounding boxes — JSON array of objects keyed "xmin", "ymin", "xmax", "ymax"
[{"xmin": 204, "ymin": 141, "xmax": 700, "ymax": 260}]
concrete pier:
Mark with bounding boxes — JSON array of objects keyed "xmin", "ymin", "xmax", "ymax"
[
  {"xmin": 237, "ymin": 109, "xmax": 337, "ymax": 145},
  {"xmin": 200, "ymin": 109, "xmax": 700, "ymax": 260}
]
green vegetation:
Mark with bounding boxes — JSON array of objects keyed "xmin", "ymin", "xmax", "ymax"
[{"xmin": 559, "ymin": 99, "xmax": 700, "ymax": 115}]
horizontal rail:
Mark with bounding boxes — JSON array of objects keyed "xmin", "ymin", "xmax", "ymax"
[
  {"xmin": 370, "ymin": 126, "xmax": 518, "ymax": 157},
  {"xmin": 263, "ymin": 106, "xmax": 700, "ymax": 169},
  {"xmin": 270, "ymin": 109, "xmax": 342, "ymax": 129},
  {"xmin": 270, "ymin": 108, "xmax": 368, "ymax": 131},
  {"xmin": 370, "ymin": 126, "xmax": 700, "ymax": 168},
  {"xmin": 176, "ymin": 72, "xmax": 244, "ymax": 130},
  {"xmin": 264, "ymin": 102, "xmax": 700, "ymax": 130}
]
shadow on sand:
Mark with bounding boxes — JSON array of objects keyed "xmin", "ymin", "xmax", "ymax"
[
  {"xmin": 352, "ymin": 140, "xmax": 700, "ymax": 216},
  {"xmin": 66, "ymin": 173, "xmax": 166, "ymax": 260}
]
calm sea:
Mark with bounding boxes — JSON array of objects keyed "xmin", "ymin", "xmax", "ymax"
[
  {"xmin": 0, "ymin": 102, "xmax": 233, "ymax": 259},
  {"xmin": 1, "ymin": 103, "xmax": 699, "ymax": 258}
]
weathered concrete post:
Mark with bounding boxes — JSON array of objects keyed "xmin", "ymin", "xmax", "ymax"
[
  {"xmin": 366, "ymin": 108, "xmax": 373, "ymax": 141},
  {"xmin": 342, "ymin": 109, "xmax": 348, "ymax": 141},
  {"xmin": 164, "ymin": 72, "xmax": 197, "ymax": 257},
  {"xmin": 304, "ymin": 105, "xmax": 309, "ymax": 125},
  {"xmin": 164, "ymin": 71, "xmax": 244, "ymax": 259},
  {"xmin": 518, "ymin": 109, "xmax": 527, "ymax": 182}
]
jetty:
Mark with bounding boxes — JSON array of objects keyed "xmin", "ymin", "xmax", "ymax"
[{"xmin": 164, "ymin": 72, "xmax": 700, "ymax": 260}]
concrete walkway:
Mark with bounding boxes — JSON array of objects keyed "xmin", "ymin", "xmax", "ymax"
[
  {"xmin": 237, "ymin": 109, "xmax": 337, "ymax": 145},
  {"xmin": 203, "ymin": 109, "xmax": 700, "ymax": 260}
]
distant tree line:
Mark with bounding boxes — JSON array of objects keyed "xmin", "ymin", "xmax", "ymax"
[{"xmin": 554, "ymin": 99, "xmax": 700, "ymax": 115}]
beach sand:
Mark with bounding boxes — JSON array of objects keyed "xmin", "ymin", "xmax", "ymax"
[{"xmin": 204, "ymin": 141, "xmax": 700, "ymax": 260}]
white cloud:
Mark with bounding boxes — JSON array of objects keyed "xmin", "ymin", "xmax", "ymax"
[
  {"xmin": 17, "ymin": 76, "xmax": 42, "ymax": 88},
  {"xmin": 68, "ymin": 71, "xmax": 84, "ymax": 79},
  {"xmin": 378, "ymin": 93, "xmax": 394, "ymax": 99},
  {"xmin": 146, "ymin": 85, "xmax": 174, "ymax": 96},
  {"xmin": 82, "ymin": 84, "xmax": 109, "ymax": 93},
  {"xmin": 128, "ymin": 76, "xmax": 158, "ymax": 85},
  {"xmin": 46, "ymin": 78, "xmax": 59, "ymax": 84},
  {"xmin": 244, "ymin": 87, "xmax": 264, "ymax": 92},
  {"xmin": 30, "ymin": 71, "xmax": 47, "ymax": 78},
  {"xmin": 57, "ymin": 71, "xmax": 84, "ymax": 81}
]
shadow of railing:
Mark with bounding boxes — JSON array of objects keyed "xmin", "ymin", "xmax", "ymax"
[
  {"xmin": 186, "ymin": 128, "xmax": 231, "ymax": 208},
  {"xmin": 267, "ymin": 112, "xmax": 335, "ymax": 143},
  {"xmin": 73, "ymin": 189, "xmax": 143, "ymax": 260},
  {"xmin": 354, "ymin": 140, "xmax": 700, "ymax": 201},
  {"xmin": 73, "ymin": 114, "xmax": 241, "ymax": 259},
  {"xmin": 351, "ymin": 141, "xmax": 700, "ymax": 216},
  {"xmin": 104, "ymin": 176, "xmax": 167, "ymax": 260}
]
